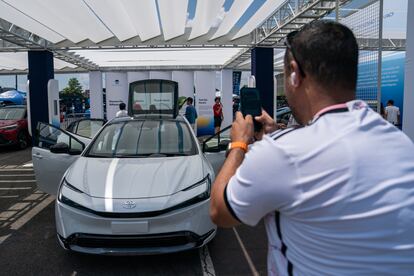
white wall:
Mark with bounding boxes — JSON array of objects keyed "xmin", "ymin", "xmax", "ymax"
[
  {"xmin": 89, "ymin": 71, "xmax": 104, "ymax": 119},
  {"xmin": 150, "ymin": 71, "xmax": 172, "ymax": 80},
  {"xmin": 172, "ymin": 71, "xmax": 194, "ymax": 98},
  {"xmin": 403, "ymin": 0, "xmax": 414, "ymax": 140},
  {"xmin": 127, "ymin": 72, "xmax": 149, "ymax": 84},
  {"xmin": 105, "ymin": 72, "xmax": 128, "ymax": 120},
  {"xmin": 220, "ymin": 70, "xmax": 233, "ymax": 128}
]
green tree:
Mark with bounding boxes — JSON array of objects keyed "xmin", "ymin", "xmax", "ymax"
[{"xmin": 61, "ymin": 78, "xmax": 83, "ymax": 96}]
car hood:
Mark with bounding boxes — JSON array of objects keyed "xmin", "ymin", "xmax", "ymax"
[
  {"xmin": 0, "ymin": 120, "xmax": 18, "ymax": 127},
  {"xmin": 65, "ymin": 155, "xmax": 204, "ymax": 199}
]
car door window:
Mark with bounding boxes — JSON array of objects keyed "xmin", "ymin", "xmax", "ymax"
[
  {"xmin": 36, "ymin": 122, "xmax": 84, "ymax": 152},
  {"xmin": 74, "ymin": 120, "xmax": 105, "ymax": 138}
]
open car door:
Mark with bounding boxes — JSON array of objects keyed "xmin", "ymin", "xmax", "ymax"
[
  {"xmin": 202, "ymin": 126, "xmax": 231, "ymax": 175},
  {"xmin": 32, "ymin": 122, "xmax": 87, "ymax": 195}
]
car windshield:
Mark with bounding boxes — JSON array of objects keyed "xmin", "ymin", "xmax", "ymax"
[
  {"xmin": 0, "ymin": 107, "xmax": 25, "ymax": 120},
  {"xmin": 86, "ymin": 119, "xmax": 197, "ymax": 158}
]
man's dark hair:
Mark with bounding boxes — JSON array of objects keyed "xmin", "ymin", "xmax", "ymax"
[
  {"xmin": 119, "ymin": 102, "xmax": 126, "ymax": 110},
  {"xmin": 215, "ymin": 96, "xmax": 221, "ymax": 102},
  {"xmin": 388, "ymin": 99, "xmax": 394, "ymax": 105},
  {"xmin": 284, "ymin": 20, "xmax": 359, "ymax": 90},
  {"xmin": 187, "ymin": 97, "xmax": 193, "ymax": 104}
]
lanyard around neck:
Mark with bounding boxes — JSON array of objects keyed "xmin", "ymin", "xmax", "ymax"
[{"xmin": 309, "ymin": 103, "xmax": 349, "ymax": 125}]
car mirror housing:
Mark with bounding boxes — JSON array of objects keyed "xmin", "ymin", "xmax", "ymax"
[{"xmin": 50, "ymin": 142, "xmax": 70, "ymax": 154}]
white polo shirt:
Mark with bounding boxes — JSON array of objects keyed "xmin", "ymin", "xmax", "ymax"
[
  {"xmin": 385, "ymin": 105, "xmax": 400, "ymax": 125},
  {"xmin": 226, "ymin": 100, "xmax": 414, "ymax": 275}
]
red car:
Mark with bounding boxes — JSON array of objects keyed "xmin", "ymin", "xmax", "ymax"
[{"xmin": 0, "ymin": 105, "xmax": 30, "ymax": 149}]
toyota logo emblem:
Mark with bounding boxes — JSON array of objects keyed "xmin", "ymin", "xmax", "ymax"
[{"xmin": 122, "ymin": 200, "xmax": 136, "ymax": 209}]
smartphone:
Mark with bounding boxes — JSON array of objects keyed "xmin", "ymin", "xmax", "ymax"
[{"xmin": 239, "ymin": 87, "xmax": 262, "ymax": 131}]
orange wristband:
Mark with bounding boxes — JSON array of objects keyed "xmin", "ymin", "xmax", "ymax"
[{"xmin": 229, "ymin": 142, "xmax": 248, "ymax": 152}]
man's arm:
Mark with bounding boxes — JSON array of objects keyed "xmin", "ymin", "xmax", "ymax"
[{"xmin": 210, "ymin": 112, "xmax": 253, "ymax": 227}]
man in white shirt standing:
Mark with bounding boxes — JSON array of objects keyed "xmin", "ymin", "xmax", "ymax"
[
  {"xmin": 385, "ymin": 99, "xmax": 400, "ymax": 126},
  {"xmin": 210, "ymin": 20, "xmax": 414, "ymax": 275},
  {"xmin": 115, "ymin": 102, "xmax": 128, "ymax": 118}
]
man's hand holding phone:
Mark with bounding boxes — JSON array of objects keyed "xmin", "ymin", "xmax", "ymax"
[{"xmin": 231, "ymin": 112, "xmax": 254, "ymax": 145}]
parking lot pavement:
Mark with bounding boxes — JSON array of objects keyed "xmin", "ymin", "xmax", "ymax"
[
  {"xmin": 0, "ymin": 147, "xmax": 31, "ymax": 166},
  {"xmin": 0, "ymin": 148, "xmax": 268, "ymax": 276}
]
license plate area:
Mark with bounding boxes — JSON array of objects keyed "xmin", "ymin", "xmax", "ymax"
[{"xmin": 111, "ymin": 221, "xmax": 149, "ymax": 234}]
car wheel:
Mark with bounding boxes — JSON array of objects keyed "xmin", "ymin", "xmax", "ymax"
[{"xmin": 17, "ymin": 131, "xmax": 28, "ymax": 150}]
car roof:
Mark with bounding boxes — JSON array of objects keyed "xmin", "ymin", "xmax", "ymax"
[{"xmin": 109, "ymin": 114, "xmax": 187, "ymax": 124}]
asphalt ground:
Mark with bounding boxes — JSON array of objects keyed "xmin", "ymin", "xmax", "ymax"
[{"xmin": 0, "ymin": 146, "xmax": 268, "ymax": 276}]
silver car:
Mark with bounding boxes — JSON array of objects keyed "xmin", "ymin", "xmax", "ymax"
[{"xmin": 32, "ymin": 115, "xmax": 230, "ymax": 255}]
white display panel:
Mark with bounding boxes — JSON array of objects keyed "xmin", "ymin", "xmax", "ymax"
[
  {"xmin": 89, "ymin": 71, "xmax": 104, "ymax": 119},
  {"xmin": 220, "ymin": 70, "xmax": 233, "ymax": 128},
  {"xmin": 194, "ymin": 71, "xmax": 216, "ymax": 136},
  {"xmin": 105, "ymin": 72, "xmax": 128, "ymax": 120}
]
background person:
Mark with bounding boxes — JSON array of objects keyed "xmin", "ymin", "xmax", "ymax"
[
  {"xmin": 209, "ymin": 20, "xmax": 414, "ymax": 275},
  {"xmin": 213, "ymin": 96, "xmax": 223, "ymax": 133},
  {"xmin": 384, "ymin": 99, "xmax": 400, "ymax": 126},
  {"xmin": 184, "ymin": 97, "xmax": 197, "ymax": 132},
  {"xmin": 115, "ymin": 102, "xmax": 128, "ymax": 118}
]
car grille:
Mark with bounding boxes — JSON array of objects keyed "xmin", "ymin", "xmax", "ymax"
[{"xmin": 64, "ymin": 230, "xmax": 214, "ymax": 249}]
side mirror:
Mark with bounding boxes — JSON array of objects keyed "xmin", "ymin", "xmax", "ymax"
[{"xmin": 50, "ymin": 142, "xmax": 70, "ymax": 154}]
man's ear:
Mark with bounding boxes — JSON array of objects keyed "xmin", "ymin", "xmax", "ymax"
[{"xmin": 289, "ymin": 61, "xmax": 302, "ymax": 88}]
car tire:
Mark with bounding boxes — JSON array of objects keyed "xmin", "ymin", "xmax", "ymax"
[{"xmin": 17, "ymin": 131, "xmax": 28, "ymax": 150}]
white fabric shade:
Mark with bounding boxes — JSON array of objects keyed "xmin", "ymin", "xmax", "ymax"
[
  {"xmin": 0, "ymin": 52, "xmax": 77, "ymax": 70},
  {"xmin": 69, "ymin": 48, "xmax": 243, "ymax": 67}
]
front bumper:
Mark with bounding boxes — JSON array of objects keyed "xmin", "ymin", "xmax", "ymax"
[
  {"xmin": 57, "ymin": 230, "xmax": 215, "ymax": 255},
  {"xmin": 55, "ymin": 199, "xmax": 216, "ymax": 255}
]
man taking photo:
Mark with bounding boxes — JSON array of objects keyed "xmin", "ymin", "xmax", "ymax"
[{"xmin": 210, "ymin": 20, "xmax": 414, "ymax": 275}]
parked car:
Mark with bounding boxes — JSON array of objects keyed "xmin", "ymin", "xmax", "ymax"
[
  {"xmin": 32, "ymin": 115, "xmax": 229, "ymax": 255},
  {"xmin": 0, "ymin": 105, "xmax": 29, "ymax": 149}
]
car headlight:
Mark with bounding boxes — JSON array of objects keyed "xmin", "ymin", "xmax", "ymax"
[
  {"xmin": 182, "ymin": 174, "xmax": 211, "ymax": 200},
  {"xmin": 0, "ymin": 124, "xmax": 18, "ymax": 130},
  {"xmin": 58, "ymin": 178, "xmax": 85, "ymax": 209}
]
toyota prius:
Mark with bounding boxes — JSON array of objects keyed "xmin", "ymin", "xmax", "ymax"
[{"xmin": 32, "ymin": 113, "xmax": 231, "ymax": 255}]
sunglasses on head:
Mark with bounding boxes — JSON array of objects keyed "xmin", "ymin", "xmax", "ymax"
[{"xmin": 284, "ymin": 31, "xmax": 306, "ymax": 77}]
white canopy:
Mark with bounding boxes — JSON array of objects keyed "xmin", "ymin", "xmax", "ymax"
[
  {"xmin": 0, "ymin": 0, "xmax": 286, "ymax": 71},
  {"xmin": 0, "ymin": 52, "xmax": 77, "ymax": 71}
]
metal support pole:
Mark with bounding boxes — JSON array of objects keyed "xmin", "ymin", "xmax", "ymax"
[
  {"xmin": 377, "ymin": 0, "xmax": 383, "ymax": 113},
  {"xmin": 335, "ymin": 0, "xmax": 339, "ymax": 22},
  {"xmin": 15, "ymin": 74, "xmax": 18, "ymax": 90}
]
